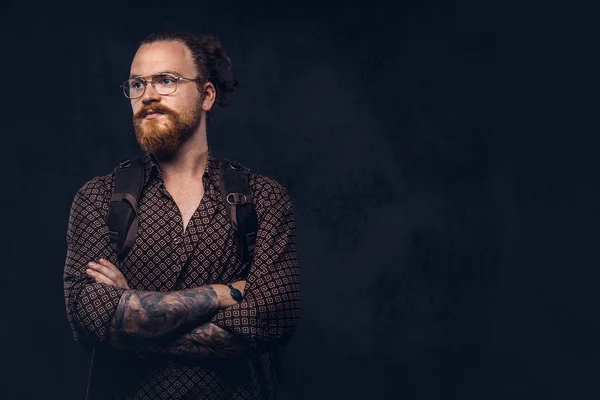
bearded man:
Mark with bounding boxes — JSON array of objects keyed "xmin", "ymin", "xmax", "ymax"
[{"xmin": 63, "ymin": 31, "xmax": 300, "ymax": 400}]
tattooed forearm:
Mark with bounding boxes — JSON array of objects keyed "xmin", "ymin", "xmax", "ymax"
[
  {"xmin": 108, "ymin": 286, "xmax": 221, "ymax": 348},
  {"xmin": 147, "ymin": 322, "xmax": 249, "ymax": 359}
]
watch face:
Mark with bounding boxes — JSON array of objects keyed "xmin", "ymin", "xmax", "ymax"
[{"xmin": 230, "ymin": 287, "xmax": 243, "ymax": 302}]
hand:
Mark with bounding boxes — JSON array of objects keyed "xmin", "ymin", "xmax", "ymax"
[{"xmin": 86, "ymin": 258, "xmax": 131, "ymax": 290}]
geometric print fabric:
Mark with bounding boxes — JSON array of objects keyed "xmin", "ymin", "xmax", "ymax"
[{"xmin": 63, "ymin": 148, "xmax": 300, "ymax": 399}]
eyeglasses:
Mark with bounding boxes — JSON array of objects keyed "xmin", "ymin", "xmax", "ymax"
[{"xmin": 121, "ymin": 73, "xmax": 201, "ymax": 99}]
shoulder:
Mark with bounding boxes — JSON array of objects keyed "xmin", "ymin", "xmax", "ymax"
[
  {"xmin": 247, "ymin": 169, "xmax": 293, "ymax": 215},
  {"xmin": 71, "ymin": 170, "xmax": 115, "ymax": 211},
  {"xmin": 66, "ymin": 172, "xmax": 116, "ymax": 234}
]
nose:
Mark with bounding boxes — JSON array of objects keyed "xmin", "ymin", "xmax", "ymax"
[{"xmin": 141, "ymin": 82, "xmax": 161, "ymax": 105}]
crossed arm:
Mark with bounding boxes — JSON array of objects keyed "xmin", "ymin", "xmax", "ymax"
[
  {"xmin": 64, "ymin": 178, "xmax": 300, "ymax": 362},
  {"xmin": 86, "ymin": 259, "xmax": 248, "ymax": 359}
]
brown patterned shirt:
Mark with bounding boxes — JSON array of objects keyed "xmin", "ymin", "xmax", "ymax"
[{"xmin": 63, "ymin": 148, "xmax": 301, "ymax": 399}]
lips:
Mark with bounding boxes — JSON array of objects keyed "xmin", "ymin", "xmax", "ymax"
[{"xmin": 143, "ymin": 110, "xmax": 165, "ymax": 119}]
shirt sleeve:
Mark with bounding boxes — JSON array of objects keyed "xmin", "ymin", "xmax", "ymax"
[
  {"xmin": 211, "ymin": 183, "xmax": 301, "ymax": 346},
  {"xmin": 63, "ymin": 178, "xmax": 127, "ymax": 346}
]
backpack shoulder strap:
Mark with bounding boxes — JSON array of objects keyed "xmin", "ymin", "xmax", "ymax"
[
  {"xmin": 220, "ymin": 159, "xmax": 258, "ymax": 264},
  {"xmin": 106, "ymin": 157, "xmax": 145, "ymax": 263}
]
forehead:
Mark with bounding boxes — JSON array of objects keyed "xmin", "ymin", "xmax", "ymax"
[{"xmin": 130, "ymin": 41, "xmax": 195, "ymax": 78}]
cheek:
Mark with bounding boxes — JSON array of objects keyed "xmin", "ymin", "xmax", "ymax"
[
  {"xmin": 131, "ymin": 100, "xmax": 140, "ymax": 114},
  {"xmin": 181, "ymin": 87, "xmax": 203, "ymax": 108},
  {"xmin": 174, "ymin": 100, "xmax": 195, "ymax": 116}
]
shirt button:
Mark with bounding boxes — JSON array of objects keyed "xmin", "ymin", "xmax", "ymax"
[{"xmin": 173, "ymin": 237, "xmax": 182, "ymax": 245}]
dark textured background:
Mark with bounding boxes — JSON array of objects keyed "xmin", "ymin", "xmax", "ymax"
[{"xmin": 2, "ymin": 0, "xmax": 599, "ymax": 399}]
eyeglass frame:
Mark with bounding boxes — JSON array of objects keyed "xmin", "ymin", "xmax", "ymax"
[{"xmin": 120, "ymin": 72, "xmax": 203, "ymax": 99}]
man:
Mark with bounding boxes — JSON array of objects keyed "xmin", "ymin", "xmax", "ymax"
[{"xmin": 63, "ymin": 31, "xmax": 301, "ymax": 400}]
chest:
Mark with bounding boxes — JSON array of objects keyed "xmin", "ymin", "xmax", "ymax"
[
  {"xmin": 166, "ymin": 183, "xmax": 205, "ymax": 232},
  {"xmin": 119, "ymin": 178, "xmax": 246, "ymax": 291}
]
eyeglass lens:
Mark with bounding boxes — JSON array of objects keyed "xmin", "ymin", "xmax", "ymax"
[{"xmin": 123, "ymin": 75, "xmax": 178, "ymax": 98}]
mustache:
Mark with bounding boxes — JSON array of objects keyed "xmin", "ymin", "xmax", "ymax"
[{"xmin": 134, "ymin": 105, "xmax": 175, "ymax": 121}]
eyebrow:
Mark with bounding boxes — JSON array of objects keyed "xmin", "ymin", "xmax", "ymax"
[{"xmin": 129, "ymin": 70, "xmax": 183, "ymax": 79}]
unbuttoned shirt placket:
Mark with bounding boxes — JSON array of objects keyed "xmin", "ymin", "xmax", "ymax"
[{"xmin": 152, "ymin": 160, "xmax": 222, "ymax": 291}]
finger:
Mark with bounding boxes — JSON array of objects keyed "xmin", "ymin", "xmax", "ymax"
[
  {"xmin": 96, "ymin": 258, "xmax": 119, "ymax": 274},
  {"xmin": 98, "ymin": 258, "xmax": 118, "ymax": 269},
  {"xmin": 88, "ymin": 261, "xmax": 130, "ymax": 290},
  {"xmin": 98, "ymin": 260, "xmax": 130, "ymax": 289},
  {"xmin": 86, "ymin": 268, "xmax": 117, "ymax": 286},
  {"xmin": 87, "ymin": 262, "xmax": 120, "ymax": 281}
]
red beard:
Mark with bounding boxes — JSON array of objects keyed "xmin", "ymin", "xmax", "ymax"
[{"xmin": 133, "ymin": 102, "xmax": 203, "ymax": 157}]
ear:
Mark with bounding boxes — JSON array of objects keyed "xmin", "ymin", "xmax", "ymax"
[{"xmin": 199, "ymin": 82, "xmax": 216, "ymax": 111}]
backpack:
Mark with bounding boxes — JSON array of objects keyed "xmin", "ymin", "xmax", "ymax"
[
  {"xmin": 103, "ymin": 155, "xmax": 282, "ymax": 394},
  {"xmin": 105, "ymin": 156, "xmax": 258, "ymax": 265}
]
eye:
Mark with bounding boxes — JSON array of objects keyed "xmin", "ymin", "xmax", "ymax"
[
  {"xmin": 130, "ymin": 79, "xmax": 145, "ymax": 90},
  {"xmin": 157, "ymin": 75, "xmax": 176, "ymax": 85}
]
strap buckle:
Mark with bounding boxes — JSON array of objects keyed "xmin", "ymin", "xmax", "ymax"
[
  {"xmin": 229, "ymin": 161, "xmax": 243, "ymax": 171},
  {"xmin": 119, "ymin": 159, "xmax": 132, "ymax": 169},
  {"xmin": 226, "ymin": 193, "xmax": 247, "ymax": 205}
]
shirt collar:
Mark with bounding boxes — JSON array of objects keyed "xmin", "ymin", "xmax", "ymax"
[{"xmin": 141, "ymin": 148, "xmax": 221, "ymax": 201}]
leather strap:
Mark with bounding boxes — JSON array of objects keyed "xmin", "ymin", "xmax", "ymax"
[
  {"xmin": 220, "ymin": 159, "xmax": 258, "ymax": 264},
  {"xmin": 106, "ymin": 157, "xmax": 145, "ymax": 263}
]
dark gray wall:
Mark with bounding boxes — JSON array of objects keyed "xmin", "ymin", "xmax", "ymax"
[{"xmin": 2, "ymin": 0, "xmax": 598, "ymax": 399}]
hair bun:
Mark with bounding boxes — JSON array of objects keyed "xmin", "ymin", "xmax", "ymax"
[{"xmin": 141, "ymin": 31, "xmax": 238, "ymax": 109}]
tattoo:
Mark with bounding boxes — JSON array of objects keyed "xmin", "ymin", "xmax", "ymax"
[
  {"xmin": 108, "ymin": 287, "xmax": 220, "ymax": 348},
  {"xmin": 147, "ymin": 322, "xmax": 248, "ymax": 359}
]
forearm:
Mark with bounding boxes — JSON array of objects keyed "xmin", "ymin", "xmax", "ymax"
[
  {"xmin": 144, "ymin": 322, "xmax": 249, "ymax": 359},
  {"xmin": 107, "ymin": 284, "xmax": 230, "ymax": 348}
]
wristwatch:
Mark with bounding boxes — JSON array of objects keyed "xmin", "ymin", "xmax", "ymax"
[{"xmin": 227, "ymin": 283, "xmax": 243, "ymax": 302}]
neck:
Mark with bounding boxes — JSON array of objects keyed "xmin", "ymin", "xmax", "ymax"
[{"xmin": 153, "ymin": 117, "xmax": 209, "ymax": 182}]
